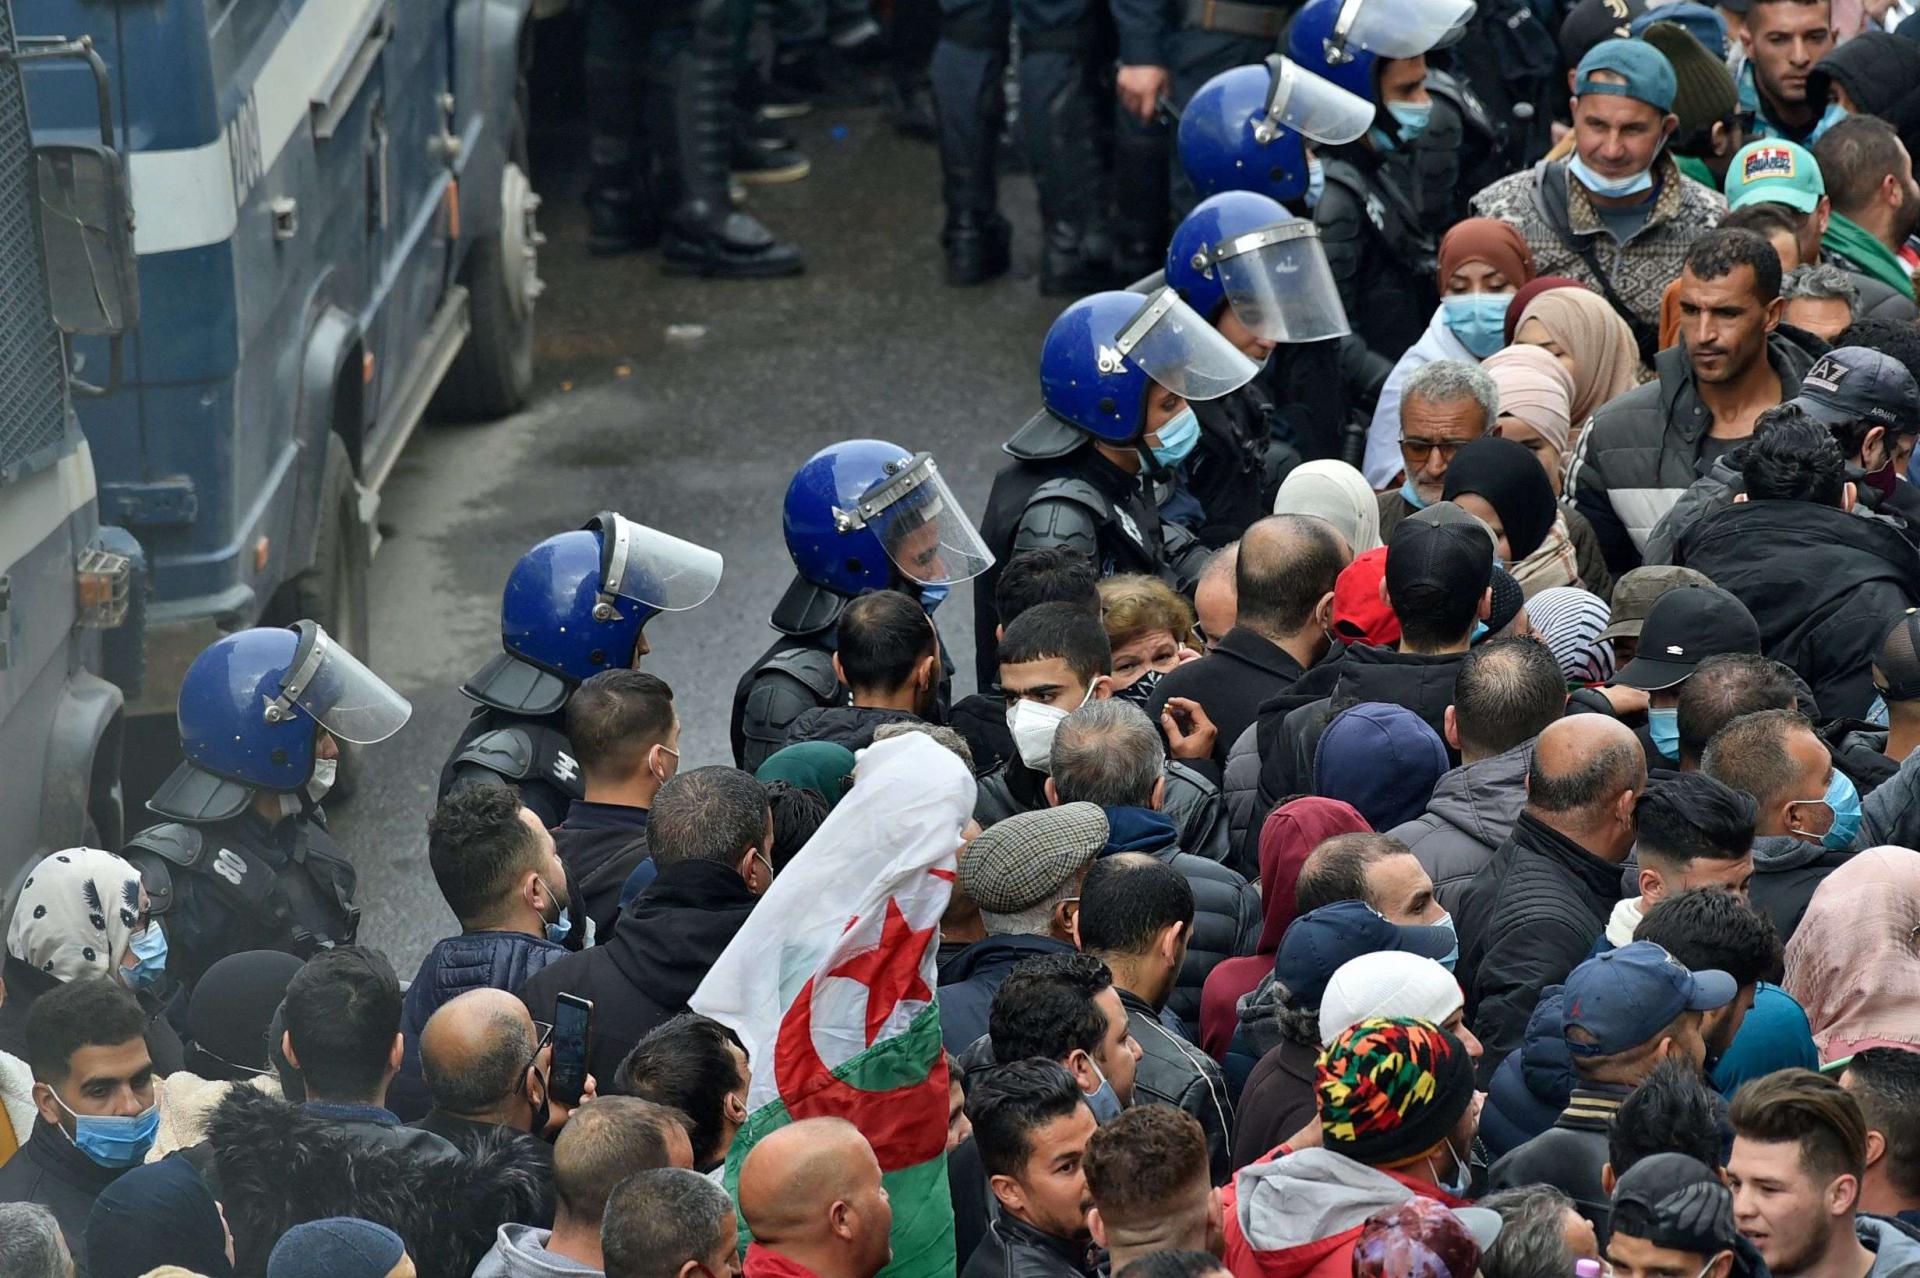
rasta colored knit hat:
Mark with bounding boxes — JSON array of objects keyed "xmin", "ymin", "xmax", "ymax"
[{"xmin": 1317, "ymin": 1016, "xmax": 1476, "ymax": 1166}]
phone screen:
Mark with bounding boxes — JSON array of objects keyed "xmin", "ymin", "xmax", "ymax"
[{"xmin": 550, "ymin": 994, "xmax": 593, "ymax": 1106}]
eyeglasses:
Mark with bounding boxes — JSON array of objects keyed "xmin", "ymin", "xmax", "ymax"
[{"xmin": 1399, "ymin": 436, "xmax": 1471, "ymax": 462}]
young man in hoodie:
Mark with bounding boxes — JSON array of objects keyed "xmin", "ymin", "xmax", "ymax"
[
  {"xmin": 551, "ymin": 669, "xmax": 679, "ymax": 937},
  {"xmin": 1393, "ymin": 637, "xmax": 1568, "ymax": 915},
  {"xmin": 1729, "ymin": 1068, "xmax": 1920, "ymax": 1278},
  {"xmin": 1602, "ymin": 774, "xmax": 1758, "ymax": 950},
  {"xmin": 1045, "ymin": 700, "xmax": 1259, "ymax": 1036},
  {"xmin": 475, "ymin": 1097, "xmax": 695, "ymax": 1278},
  {"xmin": 783, "ymin": 590, "xmax": 940, "ymax": 752},
  {"xmin": 1221, "ymin": 1016, "xmax": 1483, "ymax": 1278}
]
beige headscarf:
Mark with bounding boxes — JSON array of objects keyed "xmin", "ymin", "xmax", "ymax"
[
  {"xmin": 1783, "ymin": 845, "xmax": 1920, "ymax": 1064},
  {"xmin": 1483, "ymin": 345, "xmax": 1575, "ymax": 456},
  {"xmin": 1516, "ymin": 289, "xmax": 1639, "ymax": 427},
  {"xmin": 1273, "ymin": 460, "xmax": 1383, "ymax": 554}
]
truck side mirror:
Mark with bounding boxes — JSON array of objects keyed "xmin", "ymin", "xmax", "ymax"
[{"xmin": 35, "ymin": 143, "xmax": 139, "ymax": 336}]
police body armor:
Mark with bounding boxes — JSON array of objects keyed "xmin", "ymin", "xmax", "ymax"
[
  {"xmin": 438, "ymin": 651, "xmax": 587, "ymax": 829},
  {"xmin": 1322, "ymin": 155, "xmax": 1438, "ymax": 285},
  {"xmin": 124, "ymin": 812, "xmax": 358, "ymax": 991},
  {"xmin": 1189, "ymin": 382, "xmax": 1300, "ymax": 546},
  {"xmin": 1418, "ymin": 70, "xmax": 1502, "ymax": 229}
]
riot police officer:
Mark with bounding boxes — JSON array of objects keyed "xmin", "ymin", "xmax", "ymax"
[
  {"xmin": 122, "ymin": 622, "xmax": 411, "ymax": 990},
  {"xmin": 1162, "ymin": 190, "xmax": 1354, "ymax": 544},
  {"xmin": 1286, "ymin": 0, "xmax": 1477, "ymax": 380},
  {"xmin": 732, "ymin": 441, "xmax": 995, "ymax": 771},
  {"xmin": 973, "ymin": 287, "xmax": 1258, "ymax": 687},
  {"xmin": 440, "ymin": 513, "xmax": 723, "ymax": 827}
]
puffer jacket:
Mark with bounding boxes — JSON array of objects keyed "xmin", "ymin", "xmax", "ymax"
[
  {"xmin": 783, "ymin": 704, "xmax": 926, "ymax": 751},
  {"xmin": 1224, "ymin": 724, "xmax": 1266, "ymax": 875},
  {"xmin": 1749, "ymin": 834, "xmax": 1855, "ymax": 944},
  {"xmin": 1222, "ymin": 1146, "xmax": 1474, "ymax": 1278},
  {"xmin": 392, "ymin": 930, "xmax": 569, "ymax": 1119},
  {"xmin": 937, "ymin": 934, "xmax": 1078, "ymax": 1056},
  {"xmin": 1470, "ymin": 154, "xmax": 1725, "ymax": 342},
  {"xmin": 1569, "ymin": 333, "xmax": 1817, "ymax": 576},
  {"xmin": 960, "ymin": 1208, "xmax": 1100, "ymax": 1278},
  {"xmin": 1859, "ymin": 1213, "xmax": 1920, "ymax": 1277},
  {"xmin": 1390, "ymin": 742, "xmax": 1533, "ymax": 917},
  {"xmin": 1459, "ymin": 812, "xmax": 1625, "ymax": 1084},
  {"xmin": 1101, "ymin": 806, "xmax": 1260, "ymax": 1038},
  {"xmin": 1259, "ymin": 646, "xmax": 1470, "ymax": 807},
  {"xmin": 1677, "ymin": 497, "xmax": 1920, "ymax": 720},
  {"xmin": 1118, "ymin": 987, "xmax": 1237, "ymax": 1184},
  {"xmin": 1643, "ymin": 447, "xmax": 1744, "ymax": 567},
  {"xmin": 1478, "ymin": 986, "xmax": 1572, "ymax": 1160}
]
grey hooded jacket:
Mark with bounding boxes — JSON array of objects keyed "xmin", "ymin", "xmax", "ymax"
[
  {"xmin": 472, "ymin": 1225, "xmax": 602, "ymax": 1278},
  {"xmin": 1390, "ymin": 743, "xmax": 1533, "ymax": 917},
  {"xmin": 1862, "ymin": 1215, "xmax": 1920, "ymax": 1278}
]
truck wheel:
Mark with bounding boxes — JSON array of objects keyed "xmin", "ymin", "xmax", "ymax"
[
  {"xmin": 432, "ymin": 116, "xmax": 540, "ymax": 421},
  {"xmin": 288, "ymin": 433, "xmax": 371, "ymax": 800}
]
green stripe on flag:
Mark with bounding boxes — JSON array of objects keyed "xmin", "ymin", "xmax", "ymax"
[{"xmin": 723, "ymin": 1002, "xmax": 956, "ymax": 1278}]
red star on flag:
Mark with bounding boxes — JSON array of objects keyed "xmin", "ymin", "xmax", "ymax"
[{"xmin": 827, "ymin": 897, "xmax": 936, "ymax": 1047}]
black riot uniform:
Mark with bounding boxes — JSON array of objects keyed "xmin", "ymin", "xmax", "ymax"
[
  {"xmin": 123, "ymin": 795, "xmax": 358, "ymax": 994},
  {"xmin": 974, "ymin": 412, "xmax": 1214, "ymax": 689},
  {"xmin": 436, "ymin": 654, "xmax": 585, "ymax": 831},
  {"xmin": 1316, "ymin": 140, "xmax": 1442, "ymax": 380},
  {"xmin": 1186, "ymin": 380, "xmax": 1302, "ymax": 547},
  {"xmin": 730, "ymin": 579, "xmax": 956, "ymax": 773}
]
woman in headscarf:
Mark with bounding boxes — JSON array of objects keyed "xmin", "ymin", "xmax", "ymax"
[
  {"xmin": 1525, "ymin": 587, "xmax": 1617, "ymax": 687},
  {"xmin": 1362, "ymin": 220, "xmax": 1537, "ymax": 488},
  {"xmin": 85, "ymin": 1157, "xmax": 234, "ymax": 1278},
  {"xmin": 1501, "ymin": 277, "xmax": 1587, "ymax": 346},
  {"xmin": 148, "ymin": 949, "xmax": 299, "ymax": 1160},
  {"xmin": 1481, "ymin": 346, "xmax": 1613, "ymax": 598},
  {"xmin": 1512, "ymin": 288, "xmax": 1640, "ymax": 454},
  {"xmin": 0, "ymin": 848, "xmax": 182, "ymax": 1073},
  {"xmin": 1442, "ymin": 436, "xmax": 1582, "ymax": 596},
  {"xmin": 1784, "ymin": 845, "xmax": 1920, "ymax": 1065},
  {"xmin": 1273, "ymin": 460, "xmax": 1383, "ymax": 555},
  {"xmin": 1096, "ymin": 574, "xmax": 1200, "ymax": 703},
  {"xmin": 1199, "ymin": 799, "xmax": 1372, "ymax": 1084}
]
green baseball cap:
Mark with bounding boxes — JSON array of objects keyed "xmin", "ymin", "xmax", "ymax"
[{"xmin": 1725, "ymin": 139, "xmax": 1825, "ymax": 213}]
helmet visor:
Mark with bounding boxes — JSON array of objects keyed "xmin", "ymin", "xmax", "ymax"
[
  {"xmin": 590, "ymin": 513, "xmax": 724, "ymax": 612},
  {"xmin": 842, "ymin": 454, "xmax": 995, "ymax": 586},
  {"xmin": 1214, "ymin": 222, "xmax": 1353, "ymax": 344},
  {"xmin": 1260, "ymin": 55, "xmax": 1373, "ymax": 145},
  {"xmin": 1333, "ymin": 0, "xmax": 1475, "ymax": 58},
  {"xmin": 1116, "ymin": 287, "xmax": 1261, "ymax": 401},
  {"xmin": 280, "ymin": 624, "xmax": 412, "ymax": 745}
]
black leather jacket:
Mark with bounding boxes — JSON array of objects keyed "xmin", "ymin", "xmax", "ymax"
[
  {"xmin": 1117, "ymin": 988, "xmax": 1235, "ymax": 1184},
  {"xmin": 961, "ymin": 1209, "xmax": 1101, "ymax": 1278}
]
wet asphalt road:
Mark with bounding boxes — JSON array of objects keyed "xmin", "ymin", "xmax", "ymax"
[{"xmin": 335, "ymin": 85, "xmax": 1062, "ymax": 972}]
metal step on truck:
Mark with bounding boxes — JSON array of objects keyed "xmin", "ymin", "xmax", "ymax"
[{"xmin": 17, "ymin": 0, "xmax": 543, "ymax": 791}]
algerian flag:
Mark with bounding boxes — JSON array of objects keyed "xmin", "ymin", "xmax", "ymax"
[{"xmin": 692, "ymin": 733, "xmax": 971, "ymax": 1278}]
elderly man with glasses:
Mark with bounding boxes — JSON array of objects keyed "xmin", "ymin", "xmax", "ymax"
[{"xmin": 1377, "ymin": 360, "xmax": 1502, "ymax": 541}]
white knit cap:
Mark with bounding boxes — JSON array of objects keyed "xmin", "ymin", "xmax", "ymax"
[{"xmin": 1318, "ymin": 951, "xmax": 1466, "ymax": 1047}]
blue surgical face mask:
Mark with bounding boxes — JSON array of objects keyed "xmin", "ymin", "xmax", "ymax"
[
  {"xmin": 536, "ymin": 875, "xmax": 573, "ymax": 946},
  {"xmin": 1470, "ymin": 620, "xmax": 1490, "ymax": 644},
  {"xmin": 50, "ymin": 1090, "xmax": 159, "ymax": 1169},
  {"xmin": 1792, "ymin": 771, "xmax": 1862, "ymax": 851},
  {"xmin": 1150, "ymin": 407, "xmax": 1201, "ymax": 469},
  {"xmin": 1441, "ymin": 294, "xmax": 1512, "ymax": 359},
  {"xmin": 914, "ymin": 581, "xmax": 951, "ymax": 613},
  {"xmin": 1305, "ymin": 156, "xmax": 1327, "ymax": 210},
  {"xmin": 1808, "ymin": 101, "xmax": 1848, "ymax": 145},
  {"xmin": 1434, "ymin": 911, "xmax": 1459, "ymax": 972},
  {"xmin": 124, "ymin": 923, "xmax": 168, "ymax": 993},
  {"xmin": 1567, "ymin": 150, "xmax": 1655, "ymax": 199},
  {"xmin": 1648, "ymin": 706, "xmax": 1680, "ymax": 760},
  {"xmin": 1868, "ymin": 692, "xmax": 1890, "ymax": 728},
  {"xmin": 1387, "ymin": 100, "xmax": 1431, "ymax": 141},
  {"xmin": 1399, "ymin": 477, "xmax": 1430, "ymax": 510},
  {"xmin": 1082, "ymin": 1057, "xmax": 1124, "ymax": 1125}
]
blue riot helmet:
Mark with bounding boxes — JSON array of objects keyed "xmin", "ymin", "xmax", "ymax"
[
  {"xmin": 1039, "ymin": 288, "xmax": 1261, "ymax": 445},
  {"xmin": 498, "ymin": 514, "xmax": 722, "ymax": 688},
  {"xmin": 784, "ymin": 440, "xmax": 995, "ymax": 598},
  {"xmin": 1287, "ymin": 0, "xmax": 1476, "ymax": 98},
  {"xmin": 1166, "ymin": 194, "xmax": 1352, "ymax": 346},
  {"xmin": 1178, "ymin": 57, "xmax": 1374, "ymax": 201},
  {"xmin": 153, "ymin": 621, "xmax": 412, "ymax": 819}
]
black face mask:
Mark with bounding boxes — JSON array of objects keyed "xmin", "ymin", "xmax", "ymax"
[{"xmin": 1114, "ymin": 668, "xmax": 1165, "ymax": 708}]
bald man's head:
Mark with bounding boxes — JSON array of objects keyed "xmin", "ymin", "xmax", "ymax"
[
  {"xmin": 1525, "ymin": 716, "xmax": 1646, "ymax": 860},
  {"xmin": 1195, "ymin": 545, "xmax": 1238, "ymax": 646},
  {"xmin": 738, "ymin": 1119, "xmax": 893, "ymax": 1278},
  {"xmin": 420, "ymin": 988, "xmax": 537, "ymax": 1119},
  {"xmin": 1236, "ymin": 516, "xmax": 1349, "ymax": 643}
]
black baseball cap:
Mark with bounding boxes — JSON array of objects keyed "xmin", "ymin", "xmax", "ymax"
[
  {"xmin": 1273, "ymin": 901, "xmax": 1457, "ymax": 1010},
  {"xmin": 1789, "ymin": 347, "xmax": 1920, "ymax": 431},
  {"xmin": 1387, "ymin": 502, "xmax": 1495, "ymax": 616},
  {"xmin": 1611, "ymin": 1153, "xmax": 1739, "ymax": 1255},
  {"xmin": 1874, "ymin": 609, "xmax": 1920, "ymax": 702},
  {"xmin": 1611, "ymin": 585, "xmax": 1761, "ymax": 691}
]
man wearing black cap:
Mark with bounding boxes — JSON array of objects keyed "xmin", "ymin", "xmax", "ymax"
[
  {"xmin": 1610, "ymin": 584, "xmax": 1764, "ymax": 771},
  {"xmin": 1677, "ymin": 405, "xmax": 1920, "ymax": 721},
  {"xmin": 1488, "ymin": 942, "xmax": 1735, "ymax": 1238},
  {"xmin": 1606, "ymin": 1152, "xmax": 1768, "ymax": 1278},
  {"xmin": 1841, "ymin": 611, "xmax": 1920, "ymax": 776}
]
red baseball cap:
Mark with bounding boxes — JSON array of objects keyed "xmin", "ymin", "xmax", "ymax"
[{"xmin": 1333, "ymin": 547, "xmax": 1401, "ymax": 647}]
